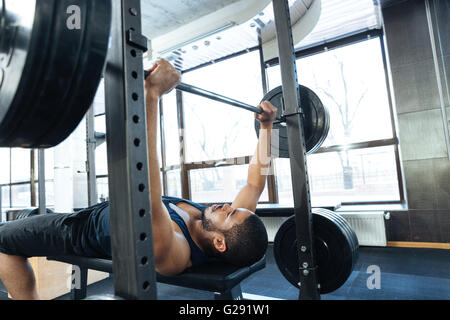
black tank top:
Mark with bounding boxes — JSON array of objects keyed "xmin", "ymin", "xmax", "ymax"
[
  {"xmin": 86, "ymin": 197, "xmax": 211, "ymax": 267},
  {"xmin": 161, "ymin": 196, "xmax": 211, "ymax": 267}
]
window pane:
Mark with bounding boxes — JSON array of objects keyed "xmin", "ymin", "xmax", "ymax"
[
  {"xmin": 0, "ymin": 149, "xmax": 10, "ymax": 184},
  {"xmin": 182, "ymin": 51, "xmax": 263, "ymax": 162},
  {"xmin": 275, "ymin": 146, "xmax": 401, "ymax": 207},
  {"xmin": 45, "ymin": 149, "xmax": 54, "ymax": 180},
  {"xmin": 190, "ymin": 165, "xmax": 269, "ymax": 204},
  {"xmin": 11, "ymin": 149, "xmax": 30, "ymax": 183},
  {"xmin": 1, "ymin": 186, "xmax": 10, "ymax": 209},
  {"xmin": 33, "ymin": 181, "xmax": 55, "ymax": 207},
  {"xmin": 267, "ymin": 38, "xmax": 394, "ymax": 146},
  {"xmin": 34, "ymin": 149, "xmax": 55, "ymax": 181},
  {"xmin": 93, "ymin": 80, "xmax": 105, "ymax": 116},
  {"xmin": 95, "ymin": 115, "xmax": 108, "ymax": 176},
  {"xmin": 97, "ymin": 177, "xmax": 109, "ymax": 202},
  {"xmin": 166, "ymin": 169, "xmax": 181, "ymax": 198},
  {"xmin": 162, "ymin": 91, "xmax": 180, "ymax": 167},
  {"xmin": 45, "ymin": 181, "xmax": 54, "ymax": 207},
  {"xmin": 11, "ymin": 184, "xmax": 31, "ymax": 208}
]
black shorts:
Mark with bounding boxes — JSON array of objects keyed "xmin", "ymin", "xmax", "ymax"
[{"xmin": 0, "ymin": 210, "xmax": 107, "ymax": 258}]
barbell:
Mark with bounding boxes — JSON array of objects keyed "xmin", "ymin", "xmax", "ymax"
[
  {"xmin": 0, "ymin": 0, "xmax": 329, "ymax": 158},
  {"xmin": 145, "ymin": 71, "xmax": 330, "ymax": 157}
]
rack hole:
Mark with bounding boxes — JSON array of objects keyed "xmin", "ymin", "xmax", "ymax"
[{"xmin": 129, "ymin": 8, "xmax": 138, "ymax": 16}]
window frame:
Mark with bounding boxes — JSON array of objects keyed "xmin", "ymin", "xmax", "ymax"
[
  {"xmin": 91, "ymin": 29, "xmax": 405, "ymax": 207},
  {"xmin": 175, "ymin": 29, "xmax": 405, "ymax": 206}
]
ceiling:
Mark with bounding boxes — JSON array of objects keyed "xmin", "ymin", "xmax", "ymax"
[
  {"xmin": 141, "ymin": 0, "xmax": 242, "ymax": 40},
  {"xmin": 140, "ymin": 0, "xmax": 382, "ymax": 72}
]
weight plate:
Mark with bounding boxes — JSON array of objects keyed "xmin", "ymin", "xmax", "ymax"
[
  {"xmin": 273, "ymin": 210, "xmax": 357, "ymax": 294},
  {"xmin": 313, "ymin": 208, "xmax": 359, "ymax": 269},
  {"xmin": 0, "ymin": 0, "xmax": 111, "ymax": 148},
  {"xmin": 255, "ymin": 85, "xmax": 330, "ymax": 157},
  {"xmin": 313, "ymin": 208, "xmax": 358, "ymax": 254},
  {"xmin": 14, "ymin": 207, "xmax": 54, "ymax": 220}
]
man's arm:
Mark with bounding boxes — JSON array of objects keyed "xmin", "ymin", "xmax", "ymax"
[
  {"xmin": 231, "ymin": 101, "xmax": 277, "ymax": 212},
  {"xmin": 144, "ymin": 60, "xmax": 189, "ymax": 275}
]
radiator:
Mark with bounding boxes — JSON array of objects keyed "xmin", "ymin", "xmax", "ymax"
[
  {"xmin": 261, "ymin": 217, "xmax": 290, "ymax": 242},
  {"xmin": 338, "ymin": 211, "xmax": 387, "ymax": 247},
  {"xmin": 261, "ymin": 211, "xmax": 387, "ymax": 247}
]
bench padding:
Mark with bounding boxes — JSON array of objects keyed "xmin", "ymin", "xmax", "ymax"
[{"xmin": 47, "ymin": 255, "xmax": 265, "ymax": 293}]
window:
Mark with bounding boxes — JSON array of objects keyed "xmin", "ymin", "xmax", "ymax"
[
  {"xmin": 267, "ymin": 38, "xmax": 394, "ymax": 146},
  {"xmin": 11, "ymin": 149, "xmax": 30, "ymax": 183},
  {"xmin": 95, "ymin": 115, "xmax": 108, "ymax": 176},
  {"xmin": 11, "ymin": 184, "xmax": 31, "ymax": 208},
  {"xmin": 190, "ymin": 165, "xmax": 269, "ymax": 204},
  {"xmin": 0, "ymin": 149, "xmax": 10, "ymax": 185},
  {"xmin": 97, "ymin": 177, "xmax": 109, "ymax": 203},
  {"xmin": 175, "ymin": 51, "xmax": 269, "ymax": 204},
  {"xmin": 276, "ymin": 146, "xmax": 400, "ymax": 207},
  {"xmin": 33, "ymin": 181, "xmax": 55, "ymax": 207},
  {"xmin": 166, "ymin": 169, "xmax": 182, "ymax": 198},
  {"xmin": 1, "ymin": 149, "xmax": 33, "ymax": 209},
  {"xmin": 267, "ymin": 37, "xmax": 401, "ymax": 206},
  {"xmin": 182, "ymin": 51, "xmax": 263, "ymax": 163},
  {"xmin": 161, "ymin": 91, "xmax": 180, "ymax": 167},
  {"xmin": 80, "ymin": 35, "xmax": 401, "ymax": 208}
]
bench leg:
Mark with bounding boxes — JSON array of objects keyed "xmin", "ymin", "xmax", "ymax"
[
  {"xmin": 71, "ymin": 265, "xmax": 88, "ymax": 300},
  {"xmin": 214, "ymin": 284, "xmax": 243, "ymax": 300}
]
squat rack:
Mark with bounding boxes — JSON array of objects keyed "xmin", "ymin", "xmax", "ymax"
[{"xmin": 104, "ymin": 0, "xmax": 319, "ymax": 300}]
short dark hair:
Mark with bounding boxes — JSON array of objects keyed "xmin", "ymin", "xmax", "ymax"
[{"xmin": 218, "ymin": 214, "xmax": 268, "ymax": 267}]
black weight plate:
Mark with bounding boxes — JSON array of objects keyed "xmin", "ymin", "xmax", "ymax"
[
  {"xmin": 313, "ymin": 208, "xmax": 358, "ymax": 254},
  {"xmin": 322, "ymin": 211, "xmax": 358, "ymax": 269},
  {"xmin": 311, "ymin": 209, "xmax": 359, "ymax": 276},
  {"xmin": 274, "ymin": 211, "xmax": 355, "ymax": 294},
  {"xmin": 0, "ymin": 0, "xmax": 111, "ymax": 148},
  {"xmin": 309, "ymin": 210, "xmax": 355, "ymax": 293},
  {"xmin": 14, "ymin": 207, "xmax": 54, "ymax": 220},
  {"xmin": 313, "ymin": 208, "xmax": 359, "ymax": 269},
  {"xmin": 255, "ymin": 85, "xmax": 330, "ymax": 157}
]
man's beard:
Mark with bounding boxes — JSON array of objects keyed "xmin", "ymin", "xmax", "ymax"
[{"xmin": 201, "ymin": 209, "xmax": 217, "ymax": 232}]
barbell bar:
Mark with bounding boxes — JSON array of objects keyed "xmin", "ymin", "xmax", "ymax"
[{"xmin": 144, "ymin": 70, "xmax": 263, "ymax": 114}]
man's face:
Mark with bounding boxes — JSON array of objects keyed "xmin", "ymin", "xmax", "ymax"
[{"xmin": 202, "ymin": 203, "xmax": 253, "ymax": 232}]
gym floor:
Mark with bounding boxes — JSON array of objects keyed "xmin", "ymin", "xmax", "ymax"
[{"xmin": 0, "ymin": 244, "xmax": 448, "ymax": 300}]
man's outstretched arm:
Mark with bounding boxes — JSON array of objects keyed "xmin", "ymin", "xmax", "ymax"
[
  {"xmin": 144, "ymin": 60, "xmax": 189, "ymax": 275},
  {"xmin": 232, "ymin": 101, "xmax": 277, "ymax": 212}
]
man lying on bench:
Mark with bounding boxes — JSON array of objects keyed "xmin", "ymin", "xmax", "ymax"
[{"xmin": 0, "ymin": 59, "xmax": 275, "ymax": 300}]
